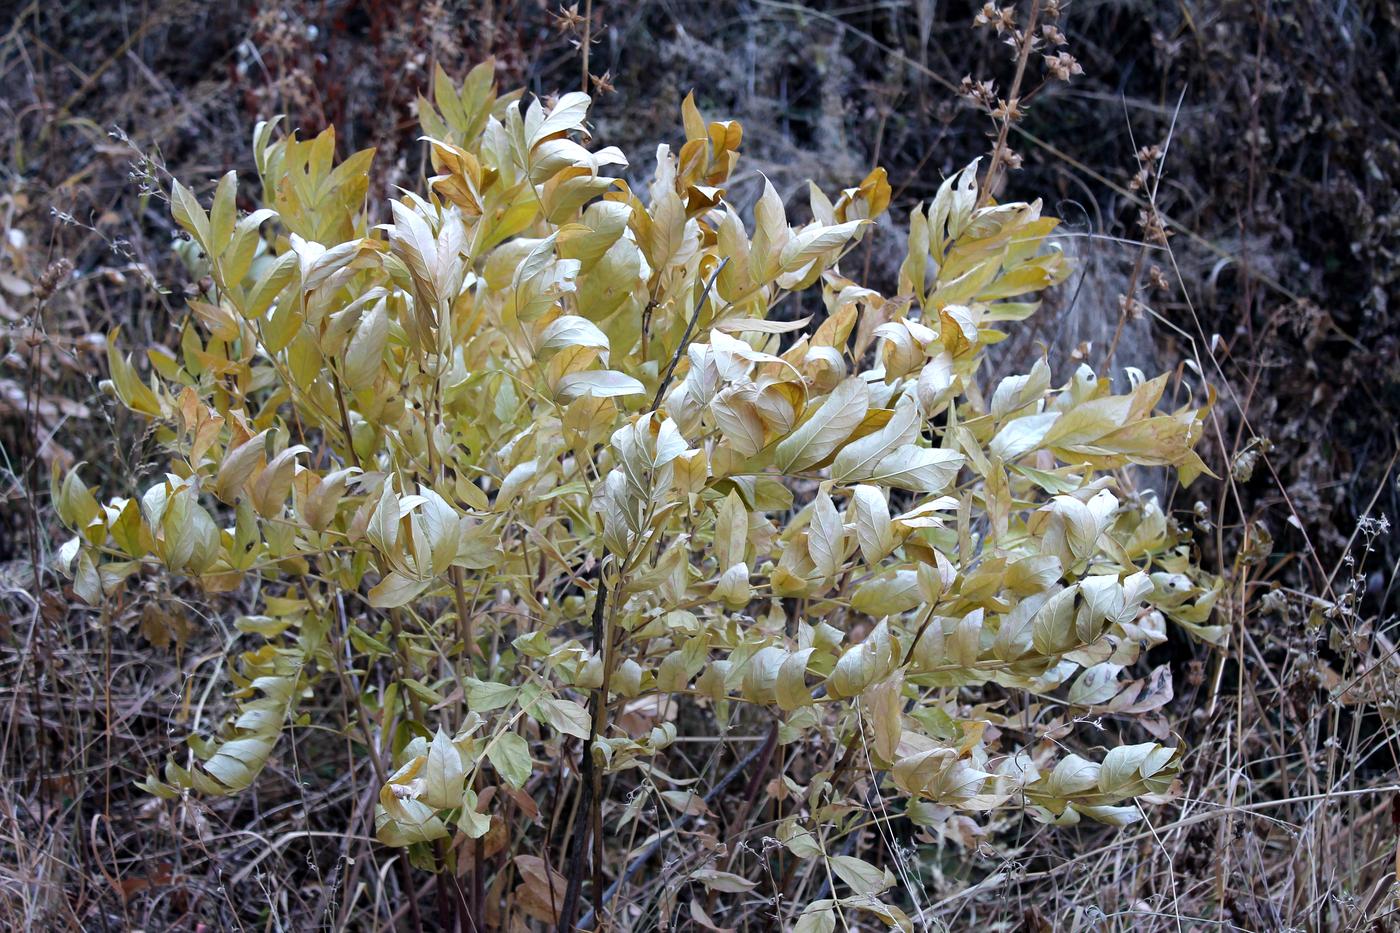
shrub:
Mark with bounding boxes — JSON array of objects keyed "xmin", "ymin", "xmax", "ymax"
[{"xmin": 56, "ymin": 61, "xmax": 1220, "ymax": 929}]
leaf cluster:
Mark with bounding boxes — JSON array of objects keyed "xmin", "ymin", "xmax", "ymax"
[{"xmin": 55, "ymin": 61, "xmax": 1220, "ymax": 925}]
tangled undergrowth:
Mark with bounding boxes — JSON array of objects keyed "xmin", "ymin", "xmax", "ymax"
[{"xmin": 3, "ymin": 2, "xmax": 1399, "ymax": 932}]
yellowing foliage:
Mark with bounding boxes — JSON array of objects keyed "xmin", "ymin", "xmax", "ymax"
[{"xmin": 56, "ymin": 61, "xmax": 1220, "ymax": 925}]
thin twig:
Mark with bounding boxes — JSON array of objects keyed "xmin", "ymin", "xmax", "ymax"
[
  {"xmin": 578, "ymin": 739, "xmax": 773, "ymax": 931},
  {"xmin": 978, "ymin": 0, "xmax": 1041, "ymax": 208},
  {"xmin": 651, "ymin": 258, "xmax": 729, "ymax": 411},
  {"xmin": 557, "ymin": 559, "xmax": 609, "ymax": 933}
]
